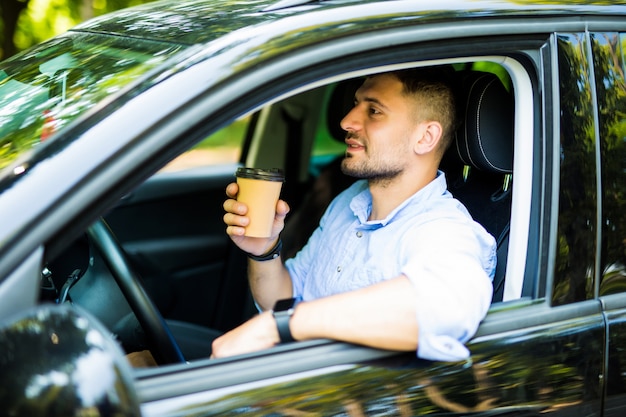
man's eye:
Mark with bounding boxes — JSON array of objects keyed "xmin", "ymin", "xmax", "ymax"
[{"xmin": 369, "ymin": 107, "xmax": 380, "ymax": 115}]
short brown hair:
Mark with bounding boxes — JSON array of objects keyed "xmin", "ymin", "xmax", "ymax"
[{"xmin": 389, "ymin": 66, "xmax": 458, "ymax": 157}]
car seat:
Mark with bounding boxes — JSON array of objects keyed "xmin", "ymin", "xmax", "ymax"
[{"xmin": 443, "ymin": 70, "xmax": 514, "ymax": 302}]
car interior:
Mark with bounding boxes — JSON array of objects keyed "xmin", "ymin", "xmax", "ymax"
[{"xmin": 40, "ymin": 60, "xmax": 520, "ymax": 366}]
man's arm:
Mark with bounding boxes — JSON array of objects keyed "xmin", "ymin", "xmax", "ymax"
[
  {"xmin": 291, "ymin": 275, "xmax": 418, "ymax": 350},
  {"xmin": 247, "ymin": 253, "xmax": 293, "ymax": 311},
  {"xmin": 211, "ymin": 275, "xmax": 418, "ymax": 358}
]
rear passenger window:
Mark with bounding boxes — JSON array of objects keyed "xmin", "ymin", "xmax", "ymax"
[
  {"xmin": 553, "ymin": 33, "xmax": 598, "ymax": 305},
  {"xmin": 596, "ymin": 33, "xmax": 626, "ymax": 296}
]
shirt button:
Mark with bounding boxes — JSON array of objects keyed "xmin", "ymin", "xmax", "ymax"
[
  {"xmin": 356, "ymin": 231, "xmax": 363, "ymax": 238},
  {"xmin": 337, "ymin": 266, "xmax": 342, "ymax": 272}
]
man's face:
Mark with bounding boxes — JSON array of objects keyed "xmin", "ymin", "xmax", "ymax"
[{"xmin": 339, "ymin": 74, "xmax": 420, "ymax": 182}]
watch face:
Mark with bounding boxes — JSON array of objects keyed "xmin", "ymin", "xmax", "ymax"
[{"xmin": 274, "ymin": 298, "xmax": 297, "ymax": 311}]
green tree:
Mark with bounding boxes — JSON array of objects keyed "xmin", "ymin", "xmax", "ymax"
[
  {"xmin": 1, "ymin": 0, "xmax": 29, "ymax": 59},
  {"xmin": 0, "ymin": 0, "xmax": 156, "ymax": 61}
]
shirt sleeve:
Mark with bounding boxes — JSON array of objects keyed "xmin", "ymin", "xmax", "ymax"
[{"xmin": 401, "ymin": 217, "xmax": 496, "ymax": 361}]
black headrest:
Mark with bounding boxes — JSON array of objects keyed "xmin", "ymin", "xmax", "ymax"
[
  {"xmin": 326, "ymin": 78, "xmax": 364, "ymax": 142},
  {"xmin": 455, "ymin": 71, "xmax": 514, "ymax": 173}
]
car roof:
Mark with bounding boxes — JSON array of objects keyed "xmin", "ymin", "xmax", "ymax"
[
  {"xmin": 71, "ymin": 0, "xmax": 626, "ymax": 46},
  {"xmin": 70, "ymin": 0, "xmax": 358, "ymax": 45}
]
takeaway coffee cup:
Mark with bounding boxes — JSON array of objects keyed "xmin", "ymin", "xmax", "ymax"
[{"xmin": 235, "ymin": 167, "xmax": 285, "ymax": 237}]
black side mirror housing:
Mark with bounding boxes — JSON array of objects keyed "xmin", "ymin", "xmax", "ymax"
[{"xmin": 0, "ymin": 304, "xmax": 140, "ymax": 416}]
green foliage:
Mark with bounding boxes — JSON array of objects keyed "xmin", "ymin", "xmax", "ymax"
[{"xmin": 1, "ymin": 0, "xmax": 157, "ymax": 60}]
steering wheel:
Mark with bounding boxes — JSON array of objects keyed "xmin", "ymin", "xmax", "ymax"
[{"xmin": 87, "ymin": 219, "xmax": 185, "ymax": 365}]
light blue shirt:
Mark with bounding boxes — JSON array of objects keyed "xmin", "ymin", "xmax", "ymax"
[{"xmin": 285, "ymin": 171, "xmax": 496, "ymax": 361}]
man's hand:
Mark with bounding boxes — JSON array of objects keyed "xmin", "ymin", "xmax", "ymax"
[
  {"xmin": 211, "ymin": 311, "xmax": 280, "ymax": 359},
  {"xmin": 223, "ymin": 182, "xmax": 290, "ymax": 256}
]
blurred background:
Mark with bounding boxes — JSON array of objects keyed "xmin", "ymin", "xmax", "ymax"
[{"xmin": 1, "ymin": 0, "xmax": 156, "ymax": 60}]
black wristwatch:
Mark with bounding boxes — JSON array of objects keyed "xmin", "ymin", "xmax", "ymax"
[{"xmin": 272, "ymin": 297, "xmax": 299, "ymax": 343}]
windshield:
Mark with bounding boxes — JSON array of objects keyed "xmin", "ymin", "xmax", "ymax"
[{"xmin": 0, "ymin": 32, "xmax": 187, "ymax": 171}]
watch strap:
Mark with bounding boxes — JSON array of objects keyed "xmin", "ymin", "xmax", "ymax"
[
  {"xmin": 247, "ymin": 239, "xmax": 282, "ymax": 262},
  {"xmin": 272, "ymin": 297, "xmax": 298, "ymax": 343},
  {"xmin": 273, "ymin": 310, "xmax": 295, "ymax": 343}
]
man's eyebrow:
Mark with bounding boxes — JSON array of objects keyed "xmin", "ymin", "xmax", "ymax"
[{"xmin": 356, "ymin": 95, "xmax": 390, "ymax": 111}]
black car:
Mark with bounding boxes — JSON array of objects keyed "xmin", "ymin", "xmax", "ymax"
[{"xmin": 1, "ymin": 0, "xmax": 625, "ymax": 415}]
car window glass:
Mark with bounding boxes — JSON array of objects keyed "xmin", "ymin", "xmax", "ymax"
[
  {"xmin": 554, "ymin": 33, "xmax": 598, "ymax": 305},
  {"xmin": 596, "ymin": 33, "xmax": 626, "ymax": 296},
  {"xmin": 0, "ymin": 33, "xmax": 186, "ymax": 172},
  {"xmin": 161, "ymin": 115, "xmax": 249, "ymax": 172}
]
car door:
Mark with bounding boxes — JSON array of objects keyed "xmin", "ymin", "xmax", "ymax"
[
  {"xmin": 595, "ymin": 31, "xmax": 626, "ymax": 417},
  {"xmin": 135, "ymin": 27, "xmax": 612, "ymax": 415}
]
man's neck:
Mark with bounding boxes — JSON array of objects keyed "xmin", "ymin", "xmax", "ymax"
[{"xmin": 367, "ymin": 167, "xmax": 437, "ymax": 221}]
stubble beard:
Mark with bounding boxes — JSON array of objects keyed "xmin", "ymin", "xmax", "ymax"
[{"xmin": 341, "ymin": 149, "xmax": 402, "ymax": 187}]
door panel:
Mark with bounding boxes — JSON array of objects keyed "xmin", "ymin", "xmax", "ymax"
[
  {"xmin": 604, "ymin": 297, "xmax": 626, "ymax": 417},
  {"xmin": 141, "ymin": 302, "xmax": 604, "ymax": 416},
  {"xmin": 104, "ymin": 164, "xmax": 240, "ymax": 330},
  {"xmin": 594, "ymin": 32, "xmax": 626, "ymax": 416}
]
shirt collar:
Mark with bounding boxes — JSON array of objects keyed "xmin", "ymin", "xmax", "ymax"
[{"xmin": 350, "ymin": 170, "xmax": 448, "ymax": 228}]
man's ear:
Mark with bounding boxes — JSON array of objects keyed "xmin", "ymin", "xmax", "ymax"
[{"xmin": 413, "ymin": 121, "xmax": 443, "ymax": 155}]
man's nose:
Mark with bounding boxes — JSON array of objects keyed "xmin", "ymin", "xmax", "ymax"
[{"xmin": 340, "ymin": 106, "xmax": 360, "ymax": 133}]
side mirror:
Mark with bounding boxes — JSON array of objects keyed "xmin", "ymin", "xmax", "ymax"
[{"xmin": 0, "ymin": 304, "xmax": 140, "ymax": 416}]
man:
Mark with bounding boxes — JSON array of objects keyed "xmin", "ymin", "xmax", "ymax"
[{"xmin": 213, "ymin": 67, "xmax": 496, "ymax": 361}]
